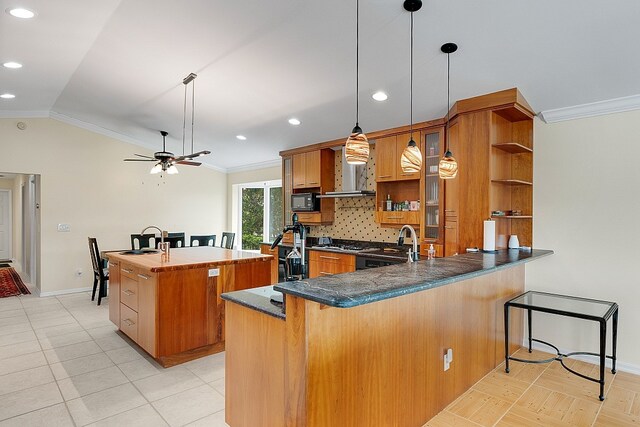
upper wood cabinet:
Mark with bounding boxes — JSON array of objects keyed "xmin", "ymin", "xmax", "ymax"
[
  {"xmin": 293, "ymin": 150, "xmax": 322, "ymax": 189},
  {"xmin": 375, "ymin": 133, "xmax": 421, "ymax": 182}
]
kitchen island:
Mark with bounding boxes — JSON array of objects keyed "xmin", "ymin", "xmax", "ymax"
[
  {"xmin": 222, "ymin": 249, "xmax": 552, "ymax": 426},
  {"xmin": 106, "ymin": 246, "xmax": 272, "ymax": 367}
]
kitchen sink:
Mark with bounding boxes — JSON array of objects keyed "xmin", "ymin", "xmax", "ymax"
[{"xmin": 119, "ymin": 249, "xmax": 159, "ymax": 255}]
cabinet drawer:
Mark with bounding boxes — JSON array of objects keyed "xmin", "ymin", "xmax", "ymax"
[
  {"xmin": 136, "ymin": 270, "xmax": 157, "ymax": 287},
  {"xmin": 295, "ymin": 212, "xmax": 322, "ymax": 223},
  {"xmin": 309, "ymin": 250, "xmax": 355, "ymax": 266},
  {"xmin": 377, "ymin": 211, "xmax": 420, "ymax": 225},
  {"xmin": 121, "ymin": 276, "xmax": 138, "ymax": 311},
  {"xmin": 316, "ymin": 262, "xmax": 355, "ymax": 276},
  {"xmin": 120, "ymin": 303, "xmax": 138, "ymax": 341},
  {"xmin": 120, "ymin": 263, "xmax": 137, "ymax": 280}
]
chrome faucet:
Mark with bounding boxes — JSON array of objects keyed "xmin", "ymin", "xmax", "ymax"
[
  {"xmin": 398, "ymin": 224, "xmax": 419, "ymax": 262},
  {"xmin": 141, "ymin": 225, "xmax": 169, "ymax": 261}
]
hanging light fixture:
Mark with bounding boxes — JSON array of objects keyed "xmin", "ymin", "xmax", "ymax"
[
  {"xmin": 439, "ymin": 42, "xmax": 459, "ymax": 179},
  {"xmin": 400, "ymin": 0, "xmax": 423, "ymax": 174},
  {"xmin": 344, "ymin": 0, "xmax": 369, "ymax": 165}
]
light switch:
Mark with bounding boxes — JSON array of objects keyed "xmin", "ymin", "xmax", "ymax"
[
  {"xmin": 57, "ymin": 223, "xmax": 71, "ymax": 232},
  {"xmin": 208, "ymin": 268, "xmax": 219, "ymax": 277}
]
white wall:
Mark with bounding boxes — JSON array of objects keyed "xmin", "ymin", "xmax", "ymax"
[
  {"xmin": 0, "ymin": 118, "xmax": 227, "ymax": 294},
  {"xmin": 527, "ymin": 112, "xmax": 640, "ymax": 370}
]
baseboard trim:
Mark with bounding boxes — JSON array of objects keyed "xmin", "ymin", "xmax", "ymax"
[
  {"xmin": 528, "ymin": 341, "xmax": 640, "ymax": 376},
  {"xmin": 39, "ymin": 286, "xmax": 93, "ymax": 297}
]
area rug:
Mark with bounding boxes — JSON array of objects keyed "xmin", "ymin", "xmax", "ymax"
[{"xmin": 0, "ymin": 267, "xmax": 30, "ymax": 297}]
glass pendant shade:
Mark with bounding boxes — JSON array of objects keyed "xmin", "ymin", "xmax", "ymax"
[
  {"xmin": 345, "ymin": 125, "xmax": 369, "ymax": 164},
  {"xmin": 150, "ymin": 163, "xmax": 162, "ymax": 174},
  {"xmin": 167, "ymin": 164, "xmax": 179, "ymax": 175},
  {"xmin": 438, "ymin": 150, "xmax": 458, "ymax": 179},
  {"xmin": 401, "ymin": 139, "xmax": 422, "ymax": 173}
]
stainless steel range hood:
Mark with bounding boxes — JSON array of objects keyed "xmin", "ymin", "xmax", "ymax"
[{"xmin": 318, "ymin": 148, "xmax": 375, "ymax": 198}]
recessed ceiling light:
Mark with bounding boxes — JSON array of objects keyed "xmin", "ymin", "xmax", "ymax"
[
  {"xmin": 236, "ymin": 135, "xmax": 247, "ymax": 141},
  {"xmin": 372, "ymin": 91, "xmax": 388, "ymax": 101},
  {"xmin": 1, "ymin": 93, "xmax": 16, "ymax": 99},
  {"xmin": 7, "ymin": 8, "xmax": 35, "ymax": 18},
  {"xmin": 288, "ymin": 118, "xmax": 301, "ymax": 126},
  {"xmin": 3, "ymin": 62, "xmax": 22, "ymax": 69}
]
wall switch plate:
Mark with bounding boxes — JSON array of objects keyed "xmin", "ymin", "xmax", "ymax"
[
  {"xmin": 57, "ymin": 223, "xmax": 71, "ymax": 232},
  {"xmin": 444, "ymin": 354, "xmax": 450, "ymax": 371},
  {"xmin": 444, "ymin": 348, "xmax": 453, "ymax": 371},
  {"xmin": 208, "ymin": 268, "xmax": 219, "ymax": 277}
]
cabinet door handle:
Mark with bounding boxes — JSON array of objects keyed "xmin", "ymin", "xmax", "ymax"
[
  {"xmin": 308, "ymin": 181, "xmax": 319, "ymax": 185},
  {"xmin": 444, "ymin": 209, "xmax": 456, "ymax": 213},
  {"xmin": 137, "ymin": 274, "xmax": 150, "ymax": 280},
  {"xmin": 122, "ymin": 318, "xmax": 135, "ymax": 327},
  {"xmin": 123, "ymin": 289, "xmax": 135, "ymax": 296},
  {"xmin": 108, "ymin": 262, "xmax": 117, "ymax": 267},
  {"xmin": 378, "ymin": 175, "xmax": 392, "ymax": 178},
  {"xmin": 400, "ymin": 173, "xmax": 415, "ymax": 176},
  {"xmin": 444, "ymin": 226, "xmax": 456, "ymax": 229},
  {"xmin": 320, "ymin": 272, "xmax": 333, "ymax": 276},
  {"xmin": 319, "ymin": 256, "xmax": 340, "ymax": 260},
  {"xmin": 387, "ymin": 216, "xmax": 402, "ymax": 219},
  {"xmin": 122, "ymin": 268, "xmax": 133, "ymax": 274}
]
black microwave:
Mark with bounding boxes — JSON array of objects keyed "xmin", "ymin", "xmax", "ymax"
[{"xmin": 291, "ymin": 193, "xmax": 320, "ymax": 212}]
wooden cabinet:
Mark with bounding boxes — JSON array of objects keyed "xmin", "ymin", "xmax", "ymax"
[
  {"xmin": 375, "ymin": 133, "xmax": 421, "ymax": 182},
  {"xmin": 107, "ymin": 260, "xmax": 120, "ymax": 326},
  {"xmin": 420, "ymin": 127, "xmax": 445, "ymax": 254},
  {"xmin": 375, "ymin": 210, "xmax": 420, "ymax": 226},
  {"xmin": 290, "ymin": 148, "xmax": 335, "ymax": 225},
  {"xmin": 444, "ymin": 220, "xmax": 458, "ymax": 257},
  {"xmin": 292, "ymin": 151, "xmax": 322, "ymax": 189},
  {"xmin": 260, "ymin": 243, "xmax": 279, "ymax": 284},
  {"xmin": 443, "ymin": 88, "xmax": 534, "ymax": 254},
  {"xmin": 308, "ymin": 250, "xmax": 355, "ymax": 278}
]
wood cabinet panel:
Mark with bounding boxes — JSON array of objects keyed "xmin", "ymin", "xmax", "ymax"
[
  {"xmin": 120, "ymin": 303, "xmax": 138, "ymax": 342},
  {"xmin": 292, "ymin": 153, "xmax": 306, "ymax": 189},
  {"xmin": 137, "ymin": 270, "xmax": 157, "ymax": 357},
  {"xmin": 444, "ymin": 220, "xmax": 458, "ymax": 257},
  {"xmin": 375, "ymin": 136, "xmax": 397, "ymax": 181},
  {"xmin": 304, "ymin": 150, "xmax": 321, "ymax": 187},
  {"xmin": 108, "ymin": 260, "xmax": 120, "ymax": 326},
  {"xmin": 120, "ymin": 263, "xmax": 136, "ymax": 280},
  {"xmin": 308, "ymin": 250, "xmax": 355, "ymax": 278},
  {"xmin": 260, "ymin": 244, "xmax": 279, "ymax": 285},
  {"xmin": 376, "ymin": 210, "xmax": 420, "ymax": 226},
  {"xmin": 120, "ymin": 275, "xmax": 138, "ymax": 311}
]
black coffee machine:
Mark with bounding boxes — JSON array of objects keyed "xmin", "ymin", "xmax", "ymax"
[{"xmin": 270, "ymin": 213, "xmax": 306, "ymax": 281}]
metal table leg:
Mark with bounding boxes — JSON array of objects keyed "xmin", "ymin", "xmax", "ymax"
[
  {"xmin": 528, "ymin": 309, "xmax": 533, "ymax": 353},
  {"xmin": 612, "ymin": 308, "xmax": 618, "ymax": 374},
  {"xmin": 504, "ymin": 303, "xmax": 510, "ymax": 373},
  {"xmin": 599, "ymin": 319, "xmax": 607, "ymax": 401}
]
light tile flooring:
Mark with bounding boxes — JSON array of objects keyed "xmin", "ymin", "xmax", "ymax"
[
  {"xmin": 0, "ymin": 292, "xmax": 228, "ymax": 427},
  {"xmin": 427, "ymin": 348, "xmax": 640, "ymax": 426},
  {"xmin": 3, "ymin": 290, "xmax": 639, "ymax": 426}
]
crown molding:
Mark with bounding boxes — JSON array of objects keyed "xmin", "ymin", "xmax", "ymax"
[
  {"xmin": 539, "ymin": 94, "xmax": 640, "ymax": 123},
  {"xmin": 226, "ymin": 158, "xmax": 281, "ymax": 174},
  {"xmin": 0, "ymin": 110, "xmax": 50, "ymax": 118}
]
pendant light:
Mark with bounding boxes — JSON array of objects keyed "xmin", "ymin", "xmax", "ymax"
[
  {"xmin": 400, "ymin": 0, "xmax": 423, "ymax": 174},
  {"xmin": 439, "ymin": 42, "xmax": 458, "ymax": 179},
  {"xmin": 344, "ymin": 0, "xmax": 369, "ymax": 165}
]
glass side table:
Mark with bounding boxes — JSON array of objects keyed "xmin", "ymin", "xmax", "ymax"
[{"xmin": 504, "ymin": 290, "xmax": 618, "ymax": 401}]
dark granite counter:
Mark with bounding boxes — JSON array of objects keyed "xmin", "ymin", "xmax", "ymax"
[
  {"xmin": 221, "ymin": 285, "xmax": 285, "ymax": 320},
  {"xmin": 273, "ymin": 249, "xmax": 553, "ymax": 308}
]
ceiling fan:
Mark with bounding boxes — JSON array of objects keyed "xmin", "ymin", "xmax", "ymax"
[{"xmin": 124, "ymin": 130, "xmax": 210, "ymax": 174}]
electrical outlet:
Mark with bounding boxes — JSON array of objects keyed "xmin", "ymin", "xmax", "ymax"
[
  {"xmin": 443, "ymin": 348, "xmax": 453, "ymax": 371},
  {"xmin": 444, "ymin": 354, "xmax": 450, "ymax": 371},
  {"xmin": 57, "ymin": 223, "xmax": 71, "ymax": 232}
]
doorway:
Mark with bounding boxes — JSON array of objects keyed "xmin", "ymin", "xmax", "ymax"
[{"xmin": 0, "ymin": 189, "xmax": 11, "ymax": 261}]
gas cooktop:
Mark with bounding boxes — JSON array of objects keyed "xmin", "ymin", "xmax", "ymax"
[{"xmin": 310, "ymin": 244, "xmax": 378, "ymax": 253}]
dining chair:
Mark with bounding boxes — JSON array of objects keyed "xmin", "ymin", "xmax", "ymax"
[
  {"xmin": 157, "ymin": 236, "xmax": 185, "ymax": 248},
  {"xmin": 220, "ymin": 232, "xmax": 235, "ymax": 249},
  {"xmin": 88, "ymin": 237, "xmax": 109, "ymax": 306},
  {"xmin": 130, "ymin": 233, "xmax": 156, "ymax": 250},
  {"xmin": 190, "ymin": 234, "xmax": 216, "ymax": 247}
]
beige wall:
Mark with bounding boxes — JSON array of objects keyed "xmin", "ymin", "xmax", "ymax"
[
  {"xmin": 0, "ymin": 118, "xmax": 227, "ymax": 295},
  {"xmin": 527, "ymin": 112, "xmax": 640, "ymax": 370}
]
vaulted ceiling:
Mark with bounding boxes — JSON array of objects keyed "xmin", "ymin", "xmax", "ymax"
[{"xmin": 2, "ymin": 0, "xmax": 640, "ymax": 171}]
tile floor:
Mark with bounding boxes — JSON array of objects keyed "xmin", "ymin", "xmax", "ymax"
[
  {"xmin": 3, "ymin": 289, "xmax": 639, "ymax": 426},
  {"xmin": 0, "ymin": 291, "xmax": 228, "ymax": 427}
]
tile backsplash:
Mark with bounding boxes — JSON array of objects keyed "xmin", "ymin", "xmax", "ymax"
[{"xmin": 309, "ymin": 147, "xmax": 408, "ymax": 243}]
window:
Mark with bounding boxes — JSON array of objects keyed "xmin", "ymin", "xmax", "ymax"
[{"xmin": 234, "ymin": 180, "xmax": 282, "ymax": 251}]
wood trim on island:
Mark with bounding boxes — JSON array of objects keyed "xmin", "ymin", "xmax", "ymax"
[{"xmin": 225, "ymin": 264, "xmax": 526, "ymax": 426}]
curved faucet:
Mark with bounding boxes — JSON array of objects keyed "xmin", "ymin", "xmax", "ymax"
[
  {"xmin": 141, "ymin": 225, "xmax": 169, "ymax": 261},
  {"xmin": 397, "ymin": 224, "xmax": 419, "ymax": 262}
]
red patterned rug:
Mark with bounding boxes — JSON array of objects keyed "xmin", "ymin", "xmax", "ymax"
[{"xmin": 0, "ymin": 267, "xmax": 30, "ymax": 298}]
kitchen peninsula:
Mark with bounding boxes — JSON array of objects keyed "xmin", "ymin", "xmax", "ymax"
[
  {"xmin": 222, "ymin": 249, "xmax": 552, "ymax": 426},
  {"xmin": 106, "ymin": 247, "xmax": 272, "ymax": 367}
]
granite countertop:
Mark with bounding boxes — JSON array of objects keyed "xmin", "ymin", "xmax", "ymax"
[
  {"xmin": 221, "ymin": 285, "xmax": 285, "ymax": 320},
  {"xmin": 105, "ymin": 246, "xmax": 272, "ymax": 273},
  {"xmin": 274, "ymin": 249, "xmax": 553, "ymax": 308}
]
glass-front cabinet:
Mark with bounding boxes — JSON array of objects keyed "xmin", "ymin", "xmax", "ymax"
[{"xmin": 420, "ymin": 127, "xmax": 445, "ymax": 256}]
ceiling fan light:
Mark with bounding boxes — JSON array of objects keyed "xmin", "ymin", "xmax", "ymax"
[
  {"xmin": 400, "ymin": 139, "xmax": 422, "ymax": 173},
  {"xmin": 167, "ymin": 164, "xmax": 179, "ymax": 175},
  {"xmin": 438, "ymin": 150, "xmax": 458, "ymax": 179},
  {"xmin": 150, "ymin": 163, "xmax": 162, "ymax": 174},
  {"xmin": 345, "ymin": 125, "xmax": 369, "ymax": 165}
]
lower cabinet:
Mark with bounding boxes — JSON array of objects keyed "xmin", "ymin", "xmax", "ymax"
[
  {"xmin": 308, "ymin": 250, "xmax": 355, "ymax": 278},
  {"xmin": 444, "ymin": 219, "xmax": 459, "ymax": 257}
]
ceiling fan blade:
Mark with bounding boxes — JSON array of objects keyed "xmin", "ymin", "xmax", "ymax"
[
  {"xmin": 176, "ymin": 160, "xmax": 202, "ymax": 166},
  {"xmin": 124, "ymin": 158, "xmax": 156, "ymax": 162},
  {"xmin": 174, "ymin": 150, "xmax": 211, "ymax": 161},
  {"xmin": 134, "ymin": 153, "xmax": 155, "ymax": 159}
]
